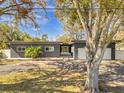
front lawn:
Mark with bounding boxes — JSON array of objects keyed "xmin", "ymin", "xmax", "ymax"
[{"xmin": 0, "ymin": 60, "xmax": 123, "ymax": 93}]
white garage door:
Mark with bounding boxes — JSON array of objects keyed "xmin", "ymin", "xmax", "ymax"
[
  {"xmin": 103, "ymin": 48, "xmax": 111, "ymax": 59},
  {"xmin": 78, "ymin": 48, "xmax": 111, "ymax": 60},
  {"xmin": 116, "ymin": 50, "xmax": 124, "ymax": 60},
  {"xmin": 78, "ymin": 48, "xmax": 86, "ymax": 59}
]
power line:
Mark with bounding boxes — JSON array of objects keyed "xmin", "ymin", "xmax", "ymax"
[{"xmin": 32, "ymin": 7, "xmax": 124, "ymax": 10}]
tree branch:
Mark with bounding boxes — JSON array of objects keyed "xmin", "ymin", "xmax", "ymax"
[{"xmin": 73, "ymin": 0, "xmax": 92, "ymax": 37}]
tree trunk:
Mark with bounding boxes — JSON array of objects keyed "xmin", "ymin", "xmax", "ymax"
[
  {"xmin": 84, "ymin": 46, "xmax": 106, "ymax": 93},
  {"xmin": 84, "ymin": 61, "xmax": 100, "ymax": 93}
]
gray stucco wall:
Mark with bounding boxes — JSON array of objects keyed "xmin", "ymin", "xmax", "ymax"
[
  {"xmin": 10, "ymin": 41, "xmax": 115, "ymax": 59},
  {"xmin": 73, "ymin": 43, "xmax": 86, "ymax": 58},
  {"xmin": 10, "ymin": 43, "xmax": 61, "ymax": 58},
  {"xmin": 73, "ymin": 42, "xmax": 115, "ymax": 60},
  {"xmin": 42, "ymin": 44, "xmax": 61, "ymax": 57}
]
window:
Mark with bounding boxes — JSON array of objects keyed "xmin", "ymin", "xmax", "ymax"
[
  {"xmin": 16, "ymin": 46, "xmax": 26, "ymax": 52},
  {"xmin": 45, "ymin": 46, "xmax": 54, "ymax": 52},
  {"xmin": 61, "ymin": 46, "xmax": 70, "ymax": 54}
]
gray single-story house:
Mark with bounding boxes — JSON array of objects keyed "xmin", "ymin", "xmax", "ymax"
[{"xmin": 9, "ymin": 40, "xmax": 115, "ymax": 60}]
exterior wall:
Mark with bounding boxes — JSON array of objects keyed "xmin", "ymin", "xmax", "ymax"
[
  {"xmin": 42, "ymin": 44, "xmax": 61, "ymax": 57},
  {"xmin": 78, "ymin": 48, "xmax": 86, "ymax": 59},
  {"xmin": 10, "ymin": 44, "xmax": 23, "ymax": 58},
  {"xmin": 9, "ymin": 41, "xmax": 116, "ymax": 60},
  {"xmin": 115, "ymin": 50, "xmax": 124, "ymax": 60},
  {"xmin": 73, "ymin": 42, "xmax": 115, "ymax": 60},
  {"xmin": 10, "ymin": 43, "xmax": 61, "ymax": 58},
  {"xmin": 1, "ymin": 49, "xmax": 11, "ymax": 58},
  {"xmin": 73, "ymin": 42, "xmax": 86, "ymax": 59},
  {"xmin": 103, "ymin": 48, "xmax": 111, "ymax": 59},
  {"xmin": 115, "ymin": 44, "xmax": 124, "ymax": 60}
]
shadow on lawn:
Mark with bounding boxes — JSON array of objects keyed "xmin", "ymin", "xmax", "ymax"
[
  {"xmin": 0, "ymin": 60, "xmax": 86, "ymax": 93},
  {"xmin": 100, "ymin": 61, "xmax": 124, "ymax": 93},
  {"xmin": 0, "ymin": 60, "xmax": 124, "ymax": 93}
]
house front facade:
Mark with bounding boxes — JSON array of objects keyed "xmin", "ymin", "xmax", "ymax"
[
  {"xmin": 10, "ymin": 41, "xmax": 72, "ymax": 58},
  {"xmin": 72, "ymin": 40, "xmax": 115, "ymax": 60},
  {"xmin": 9, "ymin": 41, "xmax": 116, "ymax": 60}
]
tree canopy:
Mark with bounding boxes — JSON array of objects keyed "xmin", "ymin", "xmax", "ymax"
[
  {"xmin": 0, "ymin": 0, "xmax": 47, "ymax": 27},
  {"xmin": 41, "ymin": 34, "xmax": 48, "ymax": 41},
  {"xmin": 55, "ymin": 0, "xmax": 124, "ymax": 43},
  {"xmin": 0, "ymin": 23, "xmax": 50, "ymax": 49},
  {"xmin": 0, "ymin": 23, "xmax": 22, "ymax": 49},
  {"xmin": 57, "ymin": 34, "xmax": 72, "ymax": 43},
  {"xmin": 0, "ymin": 0, "xmax": 48, "ymax": 48},
  {"xmin": 55, "ymin": 0, "xmax": 124, "ymax": 93}
]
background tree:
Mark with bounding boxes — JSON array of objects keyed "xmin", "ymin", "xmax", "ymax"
[
  {"xmin": 0, "ymin": 23, "xmax": 22, "ymax": 49},
  {"xmin": 41, "ymin": 34, "xmax": 48, "ymax": 41},
  {"xmin": 55, "ymin": 0, "xmax": 124, "ymax": 93},
  {"xmin": 0, "ymin": 0, "xmax": 47, "ymax": 48},
  {"xmin": 21, "ymin": 32, "xmax": 32, "ymax": 41},
  {"xmin": 56, "ymin": 34, "xmax": 72, "ymax": 43},
  {"xmin": 32, "ymin": 37, "xmax": 41, "ymax": 41},
  {"xmin": 0, "ymin": 23, "xmax": 43, "ymax": 49},
  {"xmin": 0, "ymin": 0, "xmax": 47, "ymax": 27}
]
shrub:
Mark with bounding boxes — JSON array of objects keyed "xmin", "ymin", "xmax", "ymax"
[{"xmin": 24, "ymin": 46, "xmax": 42, "ymax": 58}]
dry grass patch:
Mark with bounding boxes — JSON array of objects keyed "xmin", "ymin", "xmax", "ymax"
[
  {"xmin": 0, "ymin": 67, "xmax": 84, "ymax": 93},
  {"xmin": 0, "ymin": 60, "xmax": 123, "ymax": 93},
  {"xmin": 0, "ymin": 60, "xmax": 20, "ymax": 65}
]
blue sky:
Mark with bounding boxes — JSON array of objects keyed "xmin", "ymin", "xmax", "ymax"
[
  {"xmin": 21, "ymin": 0, "xmax": 64, "ymax": 40},
  {"xmin": 0, "ymin": 0, "xmax": 64, "ymax": 40},
  {"xmin": 27, "ymin": 0, "xmax": 64, "ymax": 40}
]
